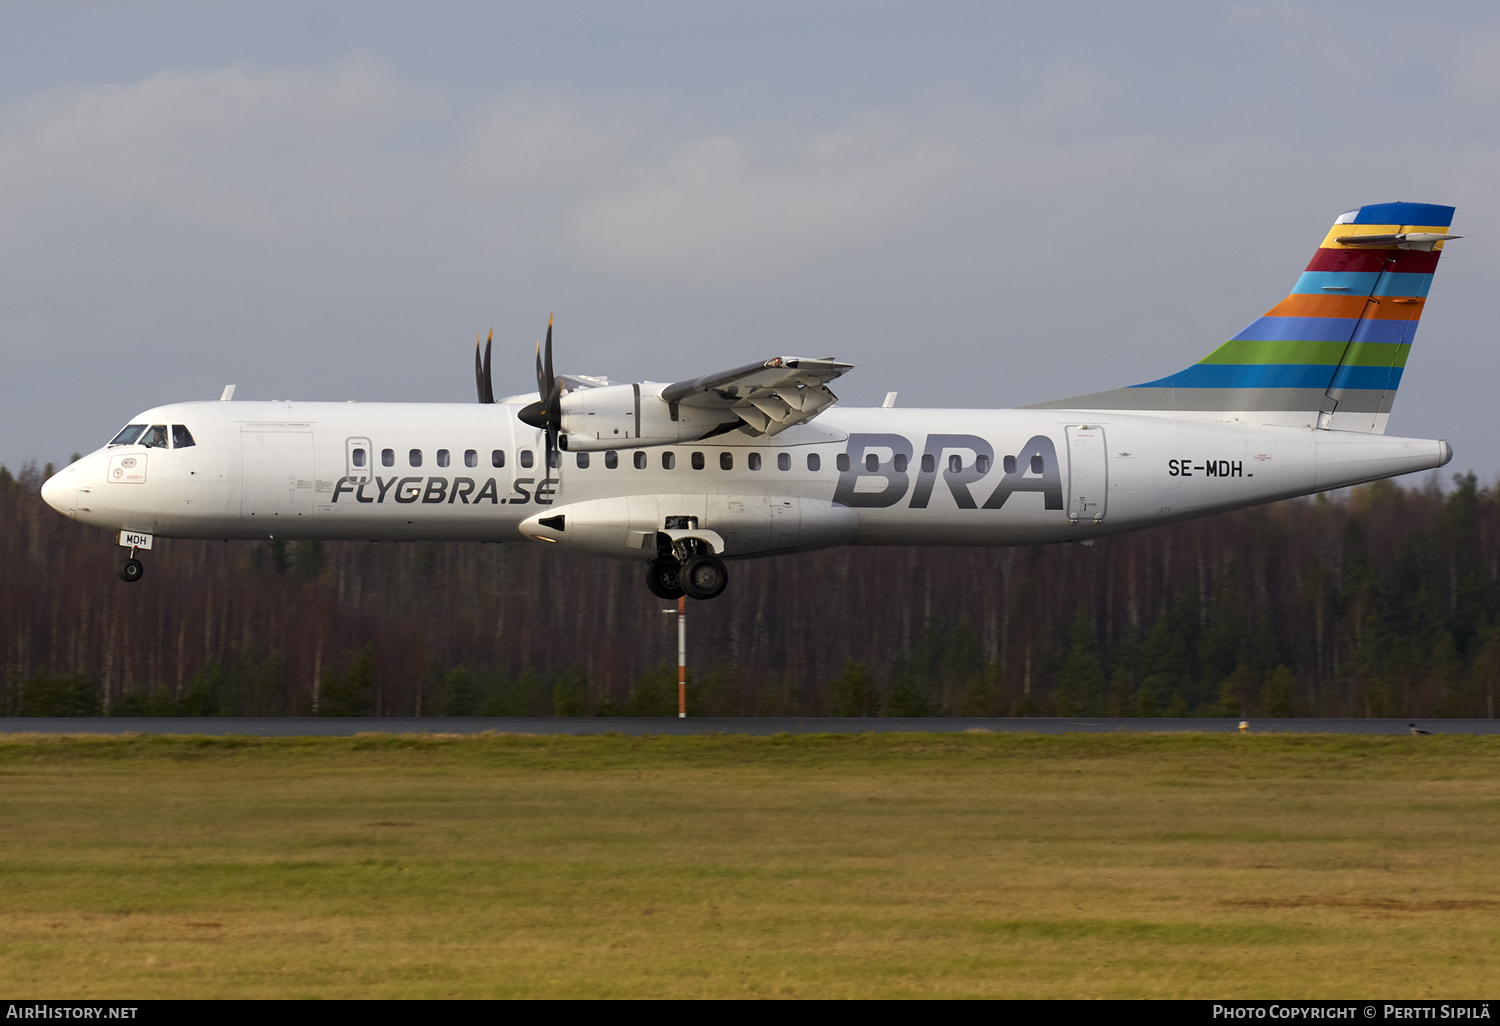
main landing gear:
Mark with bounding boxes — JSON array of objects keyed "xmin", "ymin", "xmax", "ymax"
[
  {"xmin": 646, "ymin": 553, "xmax": 729, "ymax": 601},
  {"xmin": 647, "ymin": 559, "xmax": 683, "ymax": 600},
  {"xmin": 117, "ymin": 557, "xmax": 144, "ymax": 583},
  {"xmin": 646, "ymin": 523, "xmax": 730, "ymax": 601},
  {"xmin": 646, "ymin": 555, "xmax": 729, "ymax": 600},
  {"xmin": 681, "ymin": 554, "xmax": 728, "ymax": 600}
]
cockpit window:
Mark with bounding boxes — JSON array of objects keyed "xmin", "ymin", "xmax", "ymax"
[
  {"xmin": 171, "ymin": 425, "xmax": 196, "ymax": 449},
  {"xmin": 110, "ymin": 424, "xmax": 147, "ymax": 446},
  {"xmin": 141, "ymin": 425, "xmax": 169, "ymax": 449}
]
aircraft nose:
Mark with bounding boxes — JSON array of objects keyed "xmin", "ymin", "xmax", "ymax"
[{"xmin": 40, "ymin": 466, "xmax": 74, "ymax": 515}]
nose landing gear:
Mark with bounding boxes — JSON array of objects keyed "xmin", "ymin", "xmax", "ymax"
[{"xmin": 112, "ymin": 533, "xmax": 152, "ymax": 583}]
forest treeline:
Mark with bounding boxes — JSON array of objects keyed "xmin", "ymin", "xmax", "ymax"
[{"xmin": 2, "ymin": 459, "xmax": 1498, "ymax": 718}]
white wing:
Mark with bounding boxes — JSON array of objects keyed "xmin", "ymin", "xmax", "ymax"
[{"xmin": 661, "ymin": 356, "xmax": 853, "ymax": 436}]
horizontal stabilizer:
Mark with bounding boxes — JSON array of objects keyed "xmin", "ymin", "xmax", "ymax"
[{"xmin": 1335, "ymin": 232, "xmax": 1462, "ymax": 252}]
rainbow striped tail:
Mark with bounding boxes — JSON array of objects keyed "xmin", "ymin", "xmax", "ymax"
[{"xmin": 1029, "ymin": 202, "xmax": 1460, "ymax": 433}]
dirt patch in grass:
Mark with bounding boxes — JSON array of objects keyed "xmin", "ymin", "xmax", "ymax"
[{"xmin": 1223, "ymin": 897, "xmax": 1500, "ymax": 912}]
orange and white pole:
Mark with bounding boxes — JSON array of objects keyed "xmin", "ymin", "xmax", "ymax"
[{"xmin": 677, "ymin": 595, "xmax": 687, "ymax": 717}]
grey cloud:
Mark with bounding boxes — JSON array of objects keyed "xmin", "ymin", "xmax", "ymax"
[
  {"xmin": 563, "ymin": 113, "xmax": 969, "ymax": 285},
  {"xmin": 1, "ymin": 35, "xmax": 1497, "ymax": 479}
]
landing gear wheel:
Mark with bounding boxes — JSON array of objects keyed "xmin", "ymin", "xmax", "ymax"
[
  {"xmin": 117, "ymin": 558, "xmax": 144, "ymax": 583},
  {"xmin": 680, "ymin": 554, "xmax": 728, "ymax": 600},
  {"xmin": 646, "ymin": 559, "xmax": 684, "ymax": 600}
]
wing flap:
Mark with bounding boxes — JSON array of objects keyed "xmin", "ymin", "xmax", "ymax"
[{"xmin": 662, "ymin": 356, "xmax": 852, "ymax": 436}]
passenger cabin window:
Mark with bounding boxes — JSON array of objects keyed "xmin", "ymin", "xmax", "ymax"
[
  {"xmin": 720, "ymin": 452, "xmax": 733, "ymax": 471},
  {"xmin": 1031, "ymin": 454, "xmax": 1044, "ymax": 473},
  {"xmin": 894, "ymin": 454, "xmax": 908, "ymax": 473},
  {"xmin": 605, "ymin": 451, "xmax": 618, "ymax": 469},
  {"xmin": 110, "ymin": 424, "xmax": 147, "ymax": 446},
  {"xmin": 576, "ymin": 452, "xmax": 590, "ymax": 469},
  {"xmin": 921, "ymin": 454, "xmax": 935, "ymax": 473},
  {"xmin": 662, "ymin": 451, "xmax": 676, "ymax": 470},
  {"xmin": 519, "ymin": 450, "xmax": 534, "ymax": 469},
  {"xmin": 464, "ymin": 449, "xmax": 477, "ymax": 468},
  {"xmin": 976, "ymin": 455, "xmax": 990, "ymax": 474},
  {"xmin": 777, "ymin": 453, "xmax": 790, "ymax": 471},
  {"xmin": 634, "ymin": 451, "xmax": 647, "ymax": 470},
  {"xmin": 141, "ymin": 425, "xmax": 169, "ymax": 449},
  {"xmin": 748, "ymin": 452, "xmax": 762, "ymax": 471},
  {"xmin": 409, "ymin": 449, "xmax": 423, "ymax": 467},
  {"xmin": 836, "ymin": 454, "xmax": 850, "ymax": 472},
  {"xmin": 949, "ymin": 455, "xmax": 962, "ymax": 473},
  {"xmin": 437, "ymin": 449, "xmax": 450, "ymax": 468},
  {"xmin": 548, "ymin": 451, "xmax": 561, "ymax": 469},
  {"xmin": 807, "ymin": 453, "xmax": 820, "ymax": 472},
  {"xmin": 352, "ymin": 447, "xmax": 367, "ymax": 468},
  {"xmin": 865, "ymin": 453, "xmax": 878, "ymax": 472},
  {"xmin": 1003, "ymin": 455, "xmax": 1016, "ymax": 474},
  {"xmin": 691, "ymin": 452, "xmax": 704, "ymax": 470},
  {"xmin": 382, "ymin": 448, "xmax": 395, "ymax": 467},
  {"xmin": 171, "ymin": 425, "xmax": 196, "ymax": 449},
  {"xmin": 492, "ymin": 450, "xmax": 505, "ymax": 468}
]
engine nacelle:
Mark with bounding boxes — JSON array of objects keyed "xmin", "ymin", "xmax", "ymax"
[{"xmin": 559, "ymin": 383, "xmax": 739, "ymax": 451}]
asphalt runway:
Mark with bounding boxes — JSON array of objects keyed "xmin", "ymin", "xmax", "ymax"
[{"xmin": 0, "ymin": 716, "xmax": 1496, "ymax": 736}]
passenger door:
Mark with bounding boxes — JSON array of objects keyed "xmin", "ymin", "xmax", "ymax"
[{"xmin": 1065, "ymin": 424, "xmax": 1107, "ymax": 524}]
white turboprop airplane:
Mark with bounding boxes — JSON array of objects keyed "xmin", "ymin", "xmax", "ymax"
[{"xmin": 42, "ymin": 202, "xmax": 1460, "ymax": 601}]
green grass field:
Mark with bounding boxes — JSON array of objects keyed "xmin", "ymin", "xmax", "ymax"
[{"xmin": 1, "ymin": 731, "xmax": 1497, "ymax": 998}]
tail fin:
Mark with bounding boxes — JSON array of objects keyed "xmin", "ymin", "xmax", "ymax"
[{"xmin": 1028, "ymin": 201, "xmax": 1459, "ymax": 433}]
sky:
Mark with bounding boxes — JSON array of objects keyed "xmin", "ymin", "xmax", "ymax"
[{"xmin": 3, "ymin": 1, "xmax": 1499, "ymax": 480}]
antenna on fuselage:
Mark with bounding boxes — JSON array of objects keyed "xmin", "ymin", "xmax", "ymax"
[{"xmin": 220, "ymin": 385, "xmax": 236, "ymax": 401}]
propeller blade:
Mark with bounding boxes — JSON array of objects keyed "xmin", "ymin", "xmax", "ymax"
[
  {"xmin": 483, "ymin": 328, "xmax": 494, "ymax": 404},
  {"xmin": 543, "ymin": 315, "xmax": 556, "ymax": 403},
  {"xmin": 474, "ymin": 332, "xmax": 487, "ymax": 403},
  {"xmin": 543, "ymin": 315, "xmax": 560, "ymax": 456},
  {"xmin": 534, "ymin": 334, "xmax": 547, "ymax": 402},
  {"xmin": 475, "ymin": 329, "xmax": 496, "ymax": 404},
  {"xmin": 520, "ymin": 315, "xmax": 564, "ymax": 463},
  {"xmin": 525, "ymin": 330, "xmax": 555, "ymax": 426}
]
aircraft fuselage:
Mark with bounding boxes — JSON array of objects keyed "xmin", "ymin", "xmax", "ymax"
[{"xmin": 43, "ymin": 399, "xmax": 1451, "ymax": 560}]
